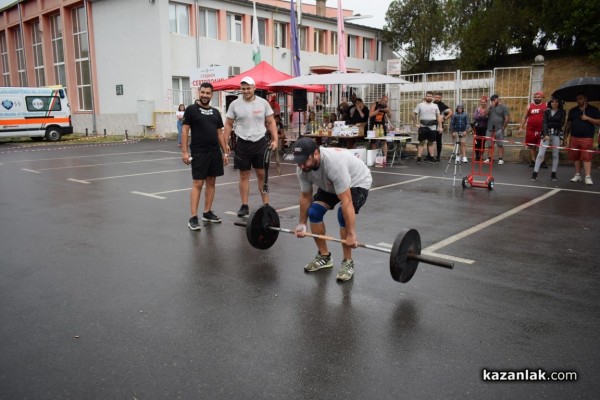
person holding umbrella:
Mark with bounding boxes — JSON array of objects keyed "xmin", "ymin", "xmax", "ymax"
[{"xmin": 564, "ymin": 94, "xmax": 600, "ymax": 185}]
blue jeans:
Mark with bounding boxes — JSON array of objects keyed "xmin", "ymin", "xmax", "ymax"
[{"xmin": 177, "ymin": 119, "xmax": 183, "ymax": 144}]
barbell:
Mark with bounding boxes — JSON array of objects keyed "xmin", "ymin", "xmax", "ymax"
[{"xmin": 234, "ymin": 205, "xmax": 453, "ymax": 284}]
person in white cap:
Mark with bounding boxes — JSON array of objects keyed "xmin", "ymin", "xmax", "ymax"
[{"xmin": 224, "ymin": 76, "xmax": 278, "ymax": 217}]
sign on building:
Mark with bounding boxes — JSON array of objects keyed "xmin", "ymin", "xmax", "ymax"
[
  {"xmin": 387, "ymin": 59, "xmax": 401, "ymax": 76},
  {"xmin": 189, "ymin": 66, "xmax": 229, "ymax": 88}
]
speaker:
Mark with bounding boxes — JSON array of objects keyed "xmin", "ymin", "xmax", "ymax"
[
  {"xmin": 225, "ymin": 95, "xmax": 237, "ymax": 112},
  {"xmin": 292, "ymin": 89, "xmax": 308, "ymax": 112}
]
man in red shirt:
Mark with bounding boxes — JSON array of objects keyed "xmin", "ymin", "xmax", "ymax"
[{"xmin": 519, "ymin": 91, "xmax": 547, "ymax": 167}]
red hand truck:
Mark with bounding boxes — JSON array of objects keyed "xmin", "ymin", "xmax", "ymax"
[{"xmin": 462, "ymin": 133, "xmax": 495, "ymax": 190}]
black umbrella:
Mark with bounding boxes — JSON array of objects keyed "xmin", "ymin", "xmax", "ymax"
[{"xmin": 551, "ymin": 76, "xmax": 600, "ymax": 102}]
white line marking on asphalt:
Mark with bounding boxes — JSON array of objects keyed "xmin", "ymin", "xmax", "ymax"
[
  {"xmin": 376, "ymin": 242, "xmax": 475, "ymax": 264},
  {"xmin": 21, "ymin": 168, "xmax": 40, "ymax": 173},
  {"xmin": 370, "ymin": 176, "xmax": 428, "ymax": 191},
  {"xmin": 67, "ymin": 178, "xmax": 90, "ymax": 184},
  {"xmin": 423, "ymin": 188, "xmax": 561, "ymax": 253},
  {"xmin": 130, "ymin": 191, "xmax": 166, "ymax": 200},
  {"xmin": 68, "ymin": 168, "xmax": 189, "ymax": 182},
  {"xmin": 37, "ymin": 157, "xmax": 180, "ymax": 170},
  {"xmin": 1, "ymin": 150, "xmax": 165, "ymax": 164}
]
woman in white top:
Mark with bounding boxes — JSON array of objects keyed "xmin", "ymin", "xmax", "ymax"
[{"xmin": 176, "ymin": 103, "xmax": 185, "ymax": 147}]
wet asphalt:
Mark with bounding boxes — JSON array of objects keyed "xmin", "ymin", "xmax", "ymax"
[{"xmin": 0, "ymin": 139, "xmax": 599, "ymax": 400}]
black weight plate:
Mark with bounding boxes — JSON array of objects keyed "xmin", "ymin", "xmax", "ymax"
[
  {"xmin": 390, "ymin": 228, "xmax": 421, "ymax": 283},
  {"xmin": 246, "ymin": 204, "xmax": 280, "ymax": 250}
]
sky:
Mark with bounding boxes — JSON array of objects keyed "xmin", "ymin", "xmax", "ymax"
[{"xmin": 302, "ymin": 0, "xmax": 391, "ymax": 30}]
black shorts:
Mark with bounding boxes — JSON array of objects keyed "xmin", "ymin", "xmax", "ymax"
[
  {"xmin": 418, "ymin": 127, "xmax": 437, "ymax": 143},
  {"xmin": 190, "ymin": 149, "xmax": 224, "ymax": 180},
  {"xmin": 234, "ymin": 136, "xmax": 270, "ymax": 171},
  {"xmin": 313, "ymin": 187, "xmax": 369, "ymax": 214}
]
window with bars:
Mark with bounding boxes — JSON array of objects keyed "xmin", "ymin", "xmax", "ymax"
[
  {"xmin": 227, "ymin": 14, "xmax": 242, "ymax": 42},
  {"xmin": 50, "ymin": 14, "xmax": 66, "ymax": 88},
  {"xmin": 32, "ymin": 21, "xmax": 45, "ymax": 87},
  {"xmin": 14, "ymin": 27, "xmax": 27, "ymax": 86},
  {"xmin": 198, "ymin": 8, "xmax": 218, "ymax": 39},
  {"xmin": 169, "ymin": 2, "xmax": 189, "ymax": 35},
  {"xmin": 273, "ymin": 22, "xmax": 287, "ymax": 48},
  {"xmin": 0, "ymin": 31, "xmax": 10, "ymax": 86},
  {"xmin": 314, "ymin": 29, "xmax": 326, "ymax": 54},
  {"xmin": 72, "ymin": 6, "xmax": 92, "ymax": 111}
]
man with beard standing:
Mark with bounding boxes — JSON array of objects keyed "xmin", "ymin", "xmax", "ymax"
[
  {"xmin": 413, "ymin": 91, "xmax": 442, "ymax": 164},
  {"xmin": 432, "ymin": 92, "xmax": 453, "ymax": 162},
  {"xmin": 224, "ymin": 77, "xmax": 279, "ymax": 217},
  {"xmin": 292, "ymin": 138, "xmax": 372, "ymax": 282},
  {"xmin": 182, "ymin": 82, "xmax": 229, "ymax": 231},
  {"xmin": 519, "ymin": 91, "xmax": 547, "ymax": 167}
]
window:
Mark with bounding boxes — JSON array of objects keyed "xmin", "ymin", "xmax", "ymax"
[
  {"xmin": 251, "ymin": 17, "xmax": 266, "ymax": 46},
  {"xmin": 227, "ymin": 14, "xmax": 243, "ymax": 42},
  {"xmin": 169, "ymin": 2, "xmax": 189, "ymax": 35},
  {"xmin": 26, "ymin": 96, "xmax": 62, "ymax": 112},
  {"xmin": 331, "ymin": 32, "xmax": 338, "ymax": 55},
  {"xmin": 298, "ymin": 27, "xmax": 307, "ymax": 51},
  {"xmin": 72, "ymin": 6, "xmax": 92, "ymax": 111},
  {"xmin": 198, "ymin": 8, "xmax": 218, "ymax": 39},
  {"xmin": 172, "ymin": 77, "xmax": 192, "ymax": 106},
  {"xmin": 314, "ymin": 29, "xmax": 326, "ymax": 54},
  {"xmin": 363, "ymin": 38, "xmax": 371, "ymax": 60},
  {"xmin": 273, "ymin": 22, "xmax": 287, "ymax": 48},
  {"xmin": 32, "ymin": 21, "xmax": 46, "ymax": 87},
  {"xmin": 0, "ymin": 31, "xmax": 9, "ymax": 86},
  {"xmin": 50, "ymin": 14, "xmax": 66, "ymax": 88},
  {"xmin": 14, "ymin": 27, "xmax": 27, "ymax": 86},
  {"xmin": 347, "ymin": 35, "xmax": 356, "ymax": 58},
  {"xmin": 376, "ymin": 40, "xmax": 383, "ymax": 62}
]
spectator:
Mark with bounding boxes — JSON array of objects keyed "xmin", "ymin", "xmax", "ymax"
[
  {"xmin": 484, "ymin": 94, "xmax": 510, "ymax": 165},
  {"xmin": 564, "ymin": 93, "xmax": 600, "ymax": 185},
  {"xmin": 531, "ymin": 97, "xmax": 566, "ymax": 182},
  {"xmin": 413, "ymin": 91, "xmax": 442, "ymax": 164},
  {"xmin": 519, "ymin": 91, "xmax": 547, "ymax": 167},
  {"xmin": 432, "ymin": 92, "xmax": 453, "ymax": 161},
  {"xmin": 450, "ymin": 104, "xmax": 470, "ymax": 162},
  {"xmin": 472, "ymin": 96, "xmax": 489, "ymax": 161}
]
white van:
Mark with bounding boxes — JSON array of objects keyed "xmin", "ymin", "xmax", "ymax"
[{"xmin": 0, "ymin": 86, "xmax": 73, "ymax": 141}]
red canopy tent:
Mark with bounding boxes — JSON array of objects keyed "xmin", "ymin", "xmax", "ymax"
[{"xmin": 212, "ymin": 61, "xmax": 325, "ymax": 93}]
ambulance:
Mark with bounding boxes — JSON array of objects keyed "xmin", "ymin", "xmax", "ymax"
[{"xmin": 0, "ymin": 86, "xmax": 73, "ymax": 141}]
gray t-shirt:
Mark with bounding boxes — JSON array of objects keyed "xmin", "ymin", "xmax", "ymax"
[
  {"xmin": 487, "ymin": 103, "xmax": 510, "ymax": 131},
  {"xmin": 297, "ymin": 147, "xmax": 372, "ymax": 195},
  {"xmin": 413, "ymin": 101, "xmax": 440, "ymax": 129},
  {"xmin": 226, "ymin": 96, "xmax": 273, "ymax": 141}
]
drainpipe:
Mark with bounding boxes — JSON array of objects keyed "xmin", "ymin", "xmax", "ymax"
[
  {"xmin": 17, "ymin": 1, "xmax": 28, "ymax": 86},
  {"xmin": 83, "ymin": 0, "xmax": 97, "ymax": 134}
]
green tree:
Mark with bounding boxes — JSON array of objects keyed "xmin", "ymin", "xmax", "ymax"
[{"xmin": 383, "ymin": 0, "xmax": 445, "ymax": 71}]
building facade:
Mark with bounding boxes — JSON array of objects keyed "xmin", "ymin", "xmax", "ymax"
[{"xmin": 0, "ymin": 0, "xmax": 396, "ymax": 136}]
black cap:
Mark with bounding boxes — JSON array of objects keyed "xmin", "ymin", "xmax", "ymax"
[
  {"xmin": 490, "ymin": 94, "xmax": 499, "ymax": 101},
  {"xmin": 291, "ymin": 138, "xmax": 318, "ymax": 164}
]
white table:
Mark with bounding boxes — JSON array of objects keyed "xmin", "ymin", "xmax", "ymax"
[{"xmin": 365, "ymin": 135, "xmax": 412, "ymax": 166}]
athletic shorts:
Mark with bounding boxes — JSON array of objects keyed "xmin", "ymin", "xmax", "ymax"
[
  {"xmin": 190, "ymin": 149, "xmax": 224, "ymax": 180},
  {"xmin": 313, "ymin": 187, "xmax": 369, "ymax": 214},
  {"xmin": 568, "ymin": 137, "xmax": 594, "ymax": 162},
  {"xmin": 452, "ymin": 131, "xmax": 467, "ymax": 144},
  {"xmin": 234, "ymin": 136, "xmax": 270, "ymax": 171},
  {"xmin": 418, "ymin": 127, "xmax": 437, "ymax": 144},
  {"xmin": 485, "ymin": 128, "xmax": 504, "ymax": 148},
  {"xmin": 525, "ymin": 129, "xmax": 541, "ymax": 148}
]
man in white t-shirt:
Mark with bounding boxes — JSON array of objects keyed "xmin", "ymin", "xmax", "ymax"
[
  {"xmin": 292, "ymin": 138, "xmax": 372, "ymax": 282},
  {"xmin": 224, "ymin": 77, "xmax": 278, "ymax": 217},
  {"xmin": 413, "ymin": 91, "xmax": 442, "ymax": 164}
]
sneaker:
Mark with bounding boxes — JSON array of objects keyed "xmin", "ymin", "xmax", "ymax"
[
  {"xmin": 483, "ymin": 158, "xmax": 490, "ymax": 163},
  {"xmin": 498, "ymin": 159, "xmax": 504, "ymax": 165},
  {"xmin": 428, "ymin": 158, "xmax": 436, "ymax": 164},
  {"xmin": 531, "ymin": 172, "xmax": 538, "ymax": 182},
  {"xmin": 188, "ymin": 216, "xmax": 201, "ymax": 231},
  {"xmin": 551, "ymin": 172, "xmax": 558, "ymax": 182},
  {"xmin": 336, "ymin": 259, "xmax": 355, "ymax": 282},
  {"xmin": 416, "ymin": 157, "xmax": 422, "ymax": 164},
  {"xmin": 570, "ymin": 174, "xmax": 582, "ymax": 183},
  {"xmin": 585, "ymin": 176, "xmax": 593, "ymax": 185},
  {"xmin": 304, "ymin": 253, "xmax": 333, "ymax": 272},
  {"xmin": 462, "ymin": 157, "xmax": 469, "ymax": 163},
  {"xmin": 202, "ymin": 210, "xmax": 222, "ymax": 223},
  {"xmin": 237, "ymin": 204, "xmax": 250, "ymax": 217}
]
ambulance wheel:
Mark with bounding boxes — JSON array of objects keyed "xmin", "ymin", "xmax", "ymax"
[{"xmin": 45, "ymin": 127, "xmax": 62, "ymax": 142}]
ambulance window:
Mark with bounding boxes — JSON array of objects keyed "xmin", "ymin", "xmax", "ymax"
[{"xmin": 25, "ymin": 96, "xmax": 62, "ymax": 112}]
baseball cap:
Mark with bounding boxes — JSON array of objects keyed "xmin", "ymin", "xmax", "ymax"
[
  {"xmin": 291, "ymin": 138, "xmax": 318, "ymax": 164},
  {"xmin": 490, "ymin": 94, "xmax": 499, "ymax": 101},
  {"xmin": 240, "ymin": 76, "xmax": 255, "ymax": 86}
]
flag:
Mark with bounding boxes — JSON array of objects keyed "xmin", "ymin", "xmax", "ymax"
[
  {"xmin": 252, "ymin": 1, "xmax": 261, "ymax": 65},
  {"xmin": 337, "ymin": 0, "xmax": 347, "ymax": 73},
  {"xmin": 290, "ymin": 0, "xmax": 301, "ymax": 77}
]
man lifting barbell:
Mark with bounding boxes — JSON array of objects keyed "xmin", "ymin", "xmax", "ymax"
[{"xmin": 291, "ymin": 138, "xmax": 372, "ymax": 282}]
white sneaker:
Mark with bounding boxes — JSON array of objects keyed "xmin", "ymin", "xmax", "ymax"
[
  {"xmin": 585, "ymin": 176, "xmax": 593, "ymax": 185},
  {"xmin": 462, "ymin": 157, "xmax": 468, "ymax": 163},
  {"xmin": 570, "ymin": 174, "xmax": 582, "ymax": 182},
  {"xmin": 497, "ymin": 159, "xmax": 504, "ymax": 165},
  {"xmin": 483, "ymin": 158, "xmax": 490, "ymax": 163}
]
